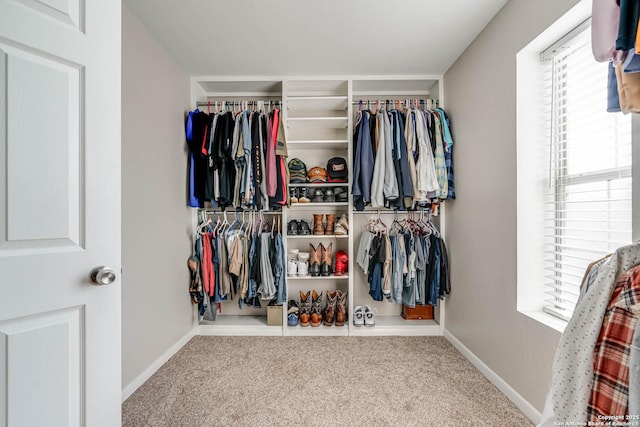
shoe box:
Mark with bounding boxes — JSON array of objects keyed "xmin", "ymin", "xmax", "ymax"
[{"xmin": 400, "ymin": 304, "xmax": 433, "ymax": 320}]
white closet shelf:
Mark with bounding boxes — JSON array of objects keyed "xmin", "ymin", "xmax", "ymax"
[
  {"xmin": 286, "ymin": 326, "xmax": 349, "ymax": 337},
  {"xmin": 287, "ymin": 275, "xmax": 349, "ymax": 280},
  {"xmin": 288, "ymin": 182, "xmax": 349, "ymax": 188},
  {"xmin": 287, "ymin": 97, "xmax": 348, "ymax": 111},
  {"xmin": 287, "ymin": 140, "xmax": 348, "ymax": 150},
  {"xmin": 198, "ymin": 315, "xmax": 282, "ymax": 337},
  {"xmin": 286, "ymin": 235, "xmax": 349, "ymax": 239},
  {"xmin": 287, "ymin": 116, "xmax": 348, "ymax": 122},
  {"xmin": 287, "ymin": 95, "xmax": 348, "ymax": 101},
  {"xmin": 290, "ymin": 202, "xmax": 349, "ymax": 209},
  {"xmin": 348, "ymin": 315, "xmax": 441, "ymax": 337},
  {"xmin": 286, "ymin": 116, "xmax": 349, "ymax": 129}
]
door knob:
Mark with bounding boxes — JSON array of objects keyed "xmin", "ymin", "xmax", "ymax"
[{"xmin": 90, "ymin": 266, "xmax": 117, "ymax": 286}]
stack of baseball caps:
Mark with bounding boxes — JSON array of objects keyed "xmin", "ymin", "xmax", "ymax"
[{"xmin": 288, "ymin": 158, "xmax": 308, "ymax": 183}]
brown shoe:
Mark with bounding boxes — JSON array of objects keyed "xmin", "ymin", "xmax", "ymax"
[
  {"xmin": 335, "ymin": 290, "xmax": 348, "ymax": 326},
  {"xmin": 309, "ymin": 243, "xmax": 321, "ymax": 277},
  {"xmin": 311, "ymin": 290, "xmax": 323, "ymax": 327},
  {"xmin": 325, "ymin": 214, "xmax": 336, "ymax": 235},
  {"xmin": 323, "ymin": 290, "xmax": 337, "ymax": 326},
  {"xmin": 320, "ymin": 243, "xmax": 333, "ymax": 276},
  {"xmin": 299, "ymin": 290, "xmax": 311, "ymax": 327},
  {"xmin": 313, "ymin": 213, "xmax": 324, "ymax": 235}
]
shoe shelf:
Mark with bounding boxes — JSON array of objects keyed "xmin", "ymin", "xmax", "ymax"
[
  {"xmin": 285, "ymin": 326, "xmax": 349, "ymax": 337},
  {"xmin": 289, "ymin": 202, "xmax": 348, "ymax": 208},
  {"xmin": 288, "ymin": 182, "xmax": 349, "ymax": 188},
  {"xmin": 286, "ymin": 275, "xmax": 349, "ymax": 280},
  {"xmin": 286, "ymin": 234, "xmax": 348, "ymax": 239}
]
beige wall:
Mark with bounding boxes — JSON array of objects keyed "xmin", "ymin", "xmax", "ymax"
[
  {"xmin": 443, "ymin": 0, "xmax": 582, "ymax": 411},
  {"xmin": 121, "ymin": 5, "xmax": 193, "ymax": 390}
]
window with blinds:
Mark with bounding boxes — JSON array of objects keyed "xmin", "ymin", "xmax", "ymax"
[{"xmin": 541, "ymin": 22, "xmax": 632, "ymax": 321}]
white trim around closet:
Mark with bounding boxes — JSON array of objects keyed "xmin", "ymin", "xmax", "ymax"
[{"xmin": 443, "ymin": 330, "xmax": 541, "ymax": 425}]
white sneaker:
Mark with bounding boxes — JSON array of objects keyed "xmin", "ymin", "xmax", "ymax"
[
  {"xmin": 288, "ymin": 249, "xmax": 299, "ymax": 259},
  {"xmin": 297, "ymin": 260, "xmax": 309, "ymax": 276},
  {"xmin": 353, "ymin": 306, "xmax": 364, "ymax": 327},
  {"xmin": 287, "ymin": 259, "xmax": 298, "ymax": 276},
  {"xmin": 364, "ymin": 305, "xmax": 375, "ymax": 327}
]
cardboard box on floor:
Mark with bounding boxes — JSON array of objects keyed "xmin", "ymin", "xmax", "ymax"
[{"xmin": 267, "ymin": 305, "xmax": 283, "ymax": 326}]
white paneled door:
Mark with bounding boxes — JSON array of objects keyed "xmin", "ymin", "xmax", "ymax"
[{"xmin": 0, "ymin": 1, "xmax": 121, "ymax": 426}]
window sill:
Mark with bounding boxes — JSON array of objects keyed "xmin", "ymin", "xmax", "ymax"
[{"xmin": 520, "ymin": 310, "xmax": 567, "ymax": 334}]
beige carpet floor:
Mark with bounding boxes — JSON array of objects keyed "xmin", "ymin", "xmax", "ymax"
[{"xmin": 122, "ymin": 336, "xmax": 533, "ymax": 427}]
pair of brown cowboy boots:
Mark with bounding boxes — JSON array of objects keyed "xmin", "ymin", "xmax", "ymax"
[
  {"xmin": 322, "ymin": 290, "xmax": 348, "ymax": 327},
  {"xmin": 309, "ymin": 242, "xmax": 332, "ymax": 277},
  {"xmin": 313, "ymin": 214, "xmax": 336, "ymax": 235},
  {"xmin": 299, "ymin": 290, "xmax": 347, "ymax": 327}
]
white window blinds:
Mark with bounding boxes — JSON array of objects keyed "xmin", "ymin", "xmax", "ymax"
[{"xmin": 541, "ymin": 24, "xmax": 632, "ymax": 322}]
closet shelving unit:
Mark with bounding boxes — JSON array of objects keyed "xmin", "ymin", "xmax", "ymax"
[
  {"xmin": 283, "ymin": 79, "xmax": 351, "ymax": 337},
  {"xmin": 190, "ymin": 76, "xmax": 446, "ymax": 337}
]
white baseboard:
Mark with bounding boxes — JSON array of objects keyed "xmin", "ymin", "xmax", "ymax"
[
  {"xmin": 443, "ymin": 329, "xmax": 541, "ymax": 424},
  {"xmin": 121, "ymin": 327, "xmax": 197, "ymax": 402}
]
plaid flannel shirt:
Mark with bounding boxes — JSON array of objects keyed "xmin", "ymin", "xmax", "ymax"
[{"xmin": 588, "ymin": 265, "xmax": 640, "ymax": 421}]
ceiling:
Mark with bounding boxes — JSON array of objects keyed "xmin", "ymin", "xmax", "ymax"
[{"xmin": 124, "ymin": 0, "xmax": 508, "ymax": 77}]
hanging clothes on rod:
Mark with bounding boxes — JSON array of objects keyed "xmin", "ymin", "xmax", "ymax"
[
  {"xmin": 185, "ymin": 101, "xmax": 289, "ymax": 210},
  {"xmin": 355, "ymin": 210, "xmax": 450, "ymax": 306},
  {"xmin": 188, "ymin": 210, "xmax": 287, "ymax": 317},
  {"xmin": 351, "ymin": 101, "xmax": 455, "ymax": 211}
]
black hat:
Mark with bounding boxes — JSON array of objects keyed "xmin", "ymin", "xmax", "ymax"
[{"xmin": 327, "ymin": 157, "xmax": 348, "ymax": 183}]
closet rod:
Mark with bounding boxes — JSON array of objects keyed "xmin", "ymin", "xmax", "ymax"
[
  {"xmin": 202, "ymin": 210, "xmax": 282, "ymax": 214},
  {"xmin": 351, "ymin": 100, "xmax": 439, "ymax": 106},
  {"xmin": 196, "ymin": 100, "xmax": 282, "ymax": 107},
  {"xmin": 352, "ymin": 209, "xmax": 434, "ymax": 214}
]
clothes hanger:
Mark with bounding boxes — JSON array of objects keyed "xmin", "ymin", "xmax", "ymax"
[
  {"xmin": 270, "ymin": 213, "xmax": 276, "ymax": 236},
  {"xmin": 375, "ymin": 210, "xmax": 387, "ymax": 235},
  {"xmin": 228, "ymin": 209, "xmax": 240, "ymax": 234},
  {"xmin": 221, "ymin": 210, "xmax": 230, "ymax": 234},
  {"xmin": 196, "ymin": 218, "xmax": 212, "ymax": 237},
  {"xmin": 426, "ymin": 209, "xmax": 440, "ymax": 238},
  {"xmin": 210, "ymin": 210, "xmax": 220, "ymax": 236},
  {"xmin": 390, "ymin": 219, "xmax": 403, "ymax": 235}
]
